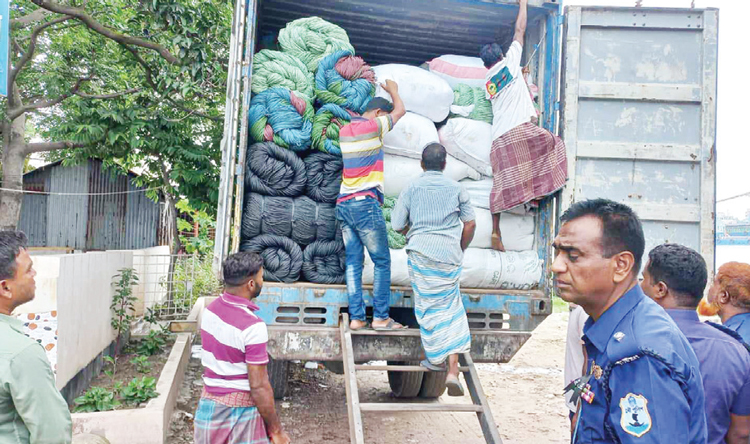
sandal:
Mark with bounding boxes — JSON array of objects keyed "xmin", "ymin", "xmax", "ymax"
[
  {"xmin": 372, "ymin": 318, "xmax": 407, "ymax": 331},
  {"xmin": 420, "ymin": 359, "xmax": 446, "ymax": 372},
  {"xmin": 446, "ymin": 377, "xmax": 465, "ymax": 397}
]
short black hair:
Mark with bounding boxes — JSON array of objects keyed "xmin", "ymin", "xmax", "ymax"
[
  {"xmin": 222, "ymin": 251, "xmax": 263, "ymax": 287},
  {"xmin": 364, "ymin": 97, "xmax": 394, "ymax": 113},
  {"xmin": 422, "ymin": 143, "xmax": 447, "ymax": 171},
  {"xmin": 561, "ymin": 199, "xmax": 645, "ymax": 273},
  {"xmin": 480, "ymin": 43, "xmax": 504, "ymax": 68},
  {"xmin": 0, "ymin": 231, "xmax": 28, "ymax": 281},
  {"xmin": 647, "ymin": 244, "xmax": 707, "ymax": 307}
]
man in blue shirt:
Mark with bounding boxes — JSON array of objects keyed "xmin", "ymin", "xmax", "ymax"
[
  {"xmin": 642, "ymin": 244, "xmax": 750, "ymax": 444},
  {"xmin": 554, "ymin": 199, "xmax": 706, "ymax": 443},
  {"xmin": 706, "ymin": 262, "xmax": 750, "ymax": 344}
]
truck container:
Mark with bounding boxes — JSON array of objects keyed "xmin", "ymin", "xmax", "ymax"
[{"xmin": 213, "ymin": 0, "xmax": 718, "ymax": 398}]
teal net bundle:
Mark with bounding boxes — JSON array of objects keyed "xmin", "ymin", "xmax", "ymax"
[
  {"xmin": 251, "ymin": 50, "xmax": 314, "ymax": 99},
  {"xmin": 245, "ymin": 142, "xmax": 307, "ymax": 197},
  {"xmin": 451, "ymin": 83, "xmax": 493, "ymax": 124},
  {"xmin": 240, "ymin": 234, "xmax": 303, "ymax": 283},
  {"xmin": 241, "ymin": 193, "xmax": 340, "ymax": 247},
  {"xmin": 302, "ymin": 240, "xmax": 346, "ymax": 284},
  {"xmin": 382, "ymin": 197, "xmax": 406, "ymax": 249},
  {"xmin": 304, "ymin": 152, "xmax": 343, "ymax": 204},
  {"xmin": 314, "ymin": 50, "xmax": 376, "ymax": 116},
  {"xmin": 278, "ymin": 17, "xmax": 354, "ymax": 72},
  {"xmin": 248, "ymin": 87, "xmax": 313, "ymax": 152},
  {"xmin": 311, "ymin": 104, "xmax": 353, "ymax": 155}
]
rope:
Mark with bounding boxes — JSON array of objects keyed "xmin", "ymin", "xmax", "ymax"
[
  {"xmin": 278, "ymin": 17, "xmax": 354, "ymax": 73},
  {"xmin": 248, "ymin": 87, "xmax": 313, "ymax": 152},
  {"xmin": 311, "ymin": 104, "xmax": 353, "ymax": 155},
  {"xmin": 382, "ymin": 196, "xmax": 406, "ymax": 249},
  {"xmin": 239, "ymin": 234, "xmax": 303, "ymax": 283},
  {"xmin": 314, "ymin": 50, "xmax": 375, "ymax": 115},
  {"xmin": 302, "ymin": 239, "xmax": 346, "ymax": 284},
  {"xmin": 251, "ymin": 50, "xmax": 314, "ymax": 99},
  {"xmin": 451, "ymin": 84, "xmax": 493, "ymax": 124},
  {"xmin": 241, "ymin": 193, "xmax": 340, "ymax": 247},
  {"xmin": 304, "ymin": 151, "xmax": 343, "ymax": 204},
  {"xmin": 245, "ymin": 142, "xmax": 307, "ymax": 197},
  {"xmin": 0, "ymin": 186, "xmax": 162, "ymax": 196}
]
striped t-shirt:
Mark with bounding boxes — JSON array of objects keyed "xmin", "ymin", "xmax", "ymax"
[
  {"xmin": 200, "ymin": 292, "xmax": 269, "ymax": 396},
  {"xmin": 337, "ymin": 115, "xmax": 394, "ymax": 204}
]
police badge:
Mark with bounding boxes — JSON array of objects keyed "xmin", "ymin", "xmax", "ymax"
[{"xmin": 619, "ymin": 393, "xmax": 652, "ymax": 437}]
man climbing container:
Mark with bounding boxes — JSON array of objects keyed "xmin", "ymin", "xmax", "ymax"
[{"xmin": 480, "ymin": 0, "xmax": 568, "ymax": 251}]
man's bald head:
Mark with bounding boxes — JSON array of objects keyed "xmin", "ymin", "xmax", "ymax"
[{"xmin": 421, "ymin": 143, "xmax": 447, "ymax": 171}]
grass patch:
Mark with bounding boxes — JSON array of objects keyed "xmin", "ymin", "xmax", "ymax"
[{"xmin": 552, "ymin": 296, "xmax": 569, "ymax": 314}]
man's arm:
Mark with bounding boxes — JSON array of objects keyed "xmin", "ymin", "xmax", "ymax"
[
  {"xmin": 458, "ymin": 186, "xmax": 476, "ymax": 251},
  {"xmin": 380, "ymin": 79, "xmax": 406, "ymax": 125},
  {"xmin": 10, "ymin": 345, "xmax": 72, "ymax": 443},
  {"xmin": 248, "ymin": 364, "xmax": 290, "ymax": 444},
  {"xmin": 461, "ymin": 220, "xmax": 476, "ymax": 251},
  {"xmin": 726, "ymin": 414, "xmax": 750, "ymax": 444},
  {"xmin": 514, "ymin": 0, "xmax": 528, "ymax": 47},
  {"xmin": 391, "ymin": 187, "xmax": 411, "ymax": 233}
]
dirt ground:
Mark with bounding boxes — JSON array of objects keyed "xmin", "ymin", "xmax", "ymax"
[{"xmin": 167, "ymin": 312, "xmax": 571, "ymax": 443}]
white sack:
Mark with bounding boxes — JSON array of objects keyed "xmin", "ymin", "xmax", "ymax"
[
  {"xmin": 362, "ymin": 248, "xmax": 410, "ymax": 287},
  {"xmin": 459, "ymin": 178, "xmax": 534, "ymax": 216},
  {"xmin": 373, "ymin": 64, "xmax": 454, "ymax": 122},
  {"xmin": 426, "ymin": 55, "xmax": 489, "ymax": 89},
  {"xmin": 470, "ymin": 208, "xmax": 535, "ymax": 251},
  {"xmin": 439, "ymin": 118, "xmax": 493, "ymax": 177},
  {"xmin": 382, "ymin": 113, "xmax": 439, "ymax": 156},
  {"xmin": 383, "ymin": 152, "xmax": 481, "ymax": 198}
]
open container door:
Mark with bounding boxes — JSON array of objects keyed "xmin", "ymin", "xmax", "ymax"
[{"xmin": 560, "ymin": 6, "xmax": 718, "ymax": 269}]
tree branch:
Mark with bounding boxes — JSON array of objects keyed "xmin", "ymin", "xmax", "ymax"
[
  {"xmin": 8, "ymin": 77, "xmax": 92, "ymax": 121},
  {"xmin": 30, "ymin": 0, "xmax": 181, "ymax": 65},
  {"xmin": 10, "ymin": 8, "xmax": 53, "ymax": 29},
  {"xmin": 75, "ymin": 88, "xmax": 142, "ymax": 100},
  {"xmin": 9, "ymin": 15, "xmax": 74, "ymax": 88},
  {"xmin": 25, "ymin": 140, "xmax": 89, "ymax": 154}
]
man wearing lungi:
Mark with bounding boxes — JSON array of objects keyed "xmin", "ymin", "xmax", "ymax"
[
  {"xmin": 194, "ymin": 252, "xmax": 290, "ymax": 444},
  {"xmin": 391, "ymin": 143, "xmax": 477, "ymax": 396},
  {"xmin": 480, "ymin": 0, "xmax": 568, "ymax": 251}
]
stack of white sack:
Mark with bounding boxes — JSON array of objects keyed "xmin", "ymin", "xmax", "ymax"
[
  {"xmin": 373, "ymin": 64, "xmax": 454, "ymax": 122},
  {"xmin": 439, "ymin": 118, "xmax": 493, "ymax": 177},
  {"xmin": 426, "ymin": 55, "xmax": 489, "ymax": 89},
  {"xmin": 362, "ymin": 248, "xmax": 542, "ymax": 290},
  {"xmin": 470, "ymin": 207, "xmax": 535, "ymax": 251}
]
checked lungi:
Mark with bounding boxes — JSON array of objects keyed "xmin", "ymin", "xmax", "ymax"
[
  {"xmin": 194, "ymin": 389, "xmax": 269, "ymax": 444},
  {"xmin": 407, "ymin": 251, "xmax": 471, "ymax": 365},
  {"xmin": 489, "ymin": 122, "xmax": 568, "ymax": 213}
]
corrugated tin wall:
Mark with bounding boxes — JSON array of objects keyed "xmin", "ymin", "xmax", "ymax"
[
  {"xmin": 18, "ymin": 168, "xmax": 51, "ymax": 247},
  {"xmin": 47, "ymin": 163, "xmax": 89, "ymax": 249},
  {"xmin": 125, "ymin": 179, "xmax": 159, "ymax": 249},
  {"xmin": 86, "ymin": 162, "xmax": 128, "ymax": 250}
]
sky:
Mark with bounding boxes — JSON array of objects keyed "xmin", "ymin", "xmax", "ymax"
[{"xmin": 564, "ymin": 0, "xmax": 750, "ymax": 218}]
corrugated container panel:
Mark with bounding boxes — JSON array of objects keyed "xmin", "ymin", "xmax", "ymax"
[
  {"xmin": 86, "ymin": 162, "xmax": 128, "ymax": 250},
  {"xmin": 47, "ymin": 162, "xmax": 89, "ymax": 249},
  {"xmin": 18, "ymin": 194, "xmax": 48, "ymax": 246},
  {"xmin": 258, "ymin": 0, "xmax": 553, "ymax": 66},
  {"xmin": 125, "ymin": 180, "xmax": 159, "ymax": 249}
]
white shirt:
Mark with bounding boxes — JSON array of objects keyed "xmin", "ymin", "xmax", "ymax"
[
  {"xmin": 484, "ymin": 41, "xmax": 537, "ymax": 140},
  {"xmin": 564, "ymin": 305, "xmax": 589, "ymax": 412}
]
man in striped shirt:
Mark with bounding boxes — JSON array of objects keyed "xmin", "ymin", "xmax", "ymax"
[
  {"xmin": 194, "ymin": 252, "xmax": 290, "ymax": 444},
  {"xmin": 336, "ymin": 79, "xmax": 406, "ymax": 331}
]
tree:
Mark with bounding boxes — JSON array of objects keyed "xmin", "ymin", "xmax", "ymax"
[{"xmin": 3, "ymin": 0, "xmax": 231, "ymax": 235}]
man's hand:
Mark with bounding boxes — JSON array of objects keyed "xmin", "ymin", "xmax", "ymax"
[
  {"xmin": 269, "ymin": 429, "xmax": 292, "ymax": 444},
  {"xmin": 380, "ymin": 79, "xmax": 399, "ymax": 96}
]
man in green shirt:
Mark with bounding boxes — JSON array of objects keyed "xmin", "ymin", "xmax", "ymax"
[{"xmin": 0, "ymin": 231, "xmax": 72, "ymax": 444}]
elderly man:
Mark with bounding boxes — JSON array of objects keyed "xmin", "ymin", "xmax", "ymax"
[
  {"xmin": 553, "ymin": 199, "xmax": 706, "ymax": 443},
  {"xmin": 391, "ymin": 143, "xmax": 476, "ymax": 396},
  {"xmin": 701, "ymin": 262, "xmax": 750, "ymax": 344},
  {"xmin": 0, "ymin": 231, "xmax": 72, "ymax": 444},
  {"xmin": 642, "ymin": 244, "xmax": 750, "ymax": 444}
]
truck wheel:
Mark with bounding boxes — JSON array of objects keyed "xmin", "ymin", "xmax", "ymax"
[
  {"xmin": 387, "ymin": 361, "xmax": 424, "ymax": 398},
  {"xmin": 418, "ymin": 371, "xmax": 447, "ymax": 398},
  {"xmin": 268, "ymin": 358, "xmax": 289, "ymax": 399}
]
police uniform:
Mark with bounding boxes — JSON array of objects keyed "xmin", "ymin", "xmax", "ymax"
[{"xmin": 573, "ymin": 285, "xmax": 707, "ymax": 443}]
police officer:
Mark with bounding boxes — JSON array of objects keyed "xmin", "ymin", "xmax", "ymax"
[{"xmin": 554, "ymin": 199, "xmax": 706, "ymax": 443}]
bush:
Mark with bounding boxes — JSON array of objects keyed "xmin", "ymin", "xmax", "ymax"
[
  {"xmin": 169, "ymin": 254, "xmax": 221, "ymax": 310},
  {"xmin": 137, "ymin": 331, "xmax": 167, "ymax": 356},
  {"xmin": 130, "ymin": 356, "xmax": 152, "ymax": 373},
  {"xmin": 74, "ymin": 387, "xmax": 120, "ymax": 413},
  {"xmin": 121, "ymin": 377, "xmax": 159, "ymax": 405}
]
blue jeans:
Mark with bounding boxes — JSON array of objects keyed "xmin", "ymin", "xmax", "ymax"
[{"xmin": 335, "ymin": 197, "xmax": 391, "ymax": 322}]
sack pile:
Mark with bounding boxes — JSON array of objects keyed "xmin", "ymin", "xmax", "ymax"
[{"xmin": 242, "ymin": 16, "xmax": 541, "ymax": 289}]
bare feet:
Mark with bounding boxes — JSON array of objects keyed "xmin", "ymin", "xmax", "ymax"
[
  {"xmin": 491, "ymin": 233, "xmax": 506, "ymax": 252},
  {"xmin": 349, "ymin": 319, "xmax": 368, "ymax": 330}
]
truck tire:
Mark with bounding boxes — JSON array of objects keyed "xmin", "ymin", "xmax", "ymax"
[
  {"xmin": 268, "ymin": 358, "xmax": 289, "ymax": 399},
  {"xmin": 387, "ymin": 361, "xmax": 424, "ymax": 398},
  {"xmin": 419, "ymin": 371, "xmax": 448, "ymax": 398}
]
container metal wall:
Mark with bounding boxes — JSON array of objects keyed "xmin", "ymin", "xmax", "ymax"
[
  {"xmin": 561, "ymin": 6, "xmax": 718, "ymax": 269},
  {"xmin": 47, "ymin": 162, "xmax": 89, "ymax": 249}
]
